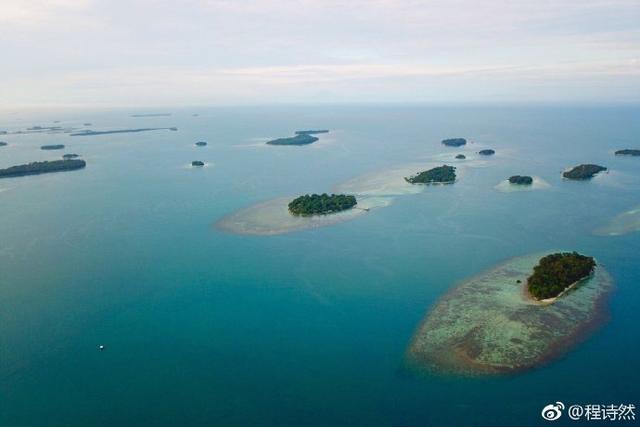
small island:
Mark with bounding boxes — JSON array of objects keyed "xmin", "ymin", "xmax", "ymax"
[
  {"xmin": 41, "ymin": 144, "xmax": 65, "ymax": 150},
  {"xmin": 192, "ymin": 161, "xmax": 205, "ymax": 167},
  {"xmin": 295, "ymin": 130, "xmax": 329, "ymax": 135},
  {"xmin": 527, "ymin": 252, "xmax": 596, "ymax": 301},
  {"xmin": 615, "ymin": 149, "xmax": 640, "ymax": 156},
  {"xmin": 0, "ymin": 159, "xmax": 86, "ymax": 178},
  {"xmin": 195, "ymin": 141, "xmax": 207, "ymax": 147},
  {"xmin": 62, "ymin": 153, "xmax": 80, "ymax": 159},
  {"xmin": 508, "ymin": 175, "xmax": 533, "ymax": 185},
  {"xmin": 71, "ymin": 127, "xmax": 177, "ymax": 136},
  {"xmin": 405, "ymin": 165, "xmax": 456, "ymax": 184},
  {"xmin": 288, "ymin": 193, "xmax": 357, "ymax": 216},
  {"xmin": 441, "ymin": 138, "xmax": 467, "ymax": 147},
  {"xmin": 563, "ymin": 164, "xmax": 607, "ymax": 180},
  {"xmin": 266, "ymin": 134, "xmax": 319, "ymax": 146},
  {"xmin": 0, "ymin": 141, "xmax": 7, "ymax": 147},
  {"xmin": 455, "ymin": 154, "xmax": 466, "ymax": 159},
  {"xmin": 478, "ymin": 149, "xmax": 495, "ymax": 156}
]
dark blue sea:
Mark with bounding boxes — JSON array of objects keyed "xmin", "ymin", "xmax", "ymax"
[{"xmin": 1, "ymin": 105, "xmax": 638, "ymax": 426}]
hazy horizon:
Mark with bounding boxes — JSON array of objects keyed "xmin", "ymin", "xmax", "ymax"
[{"xmin": 2, "ymin": 0, "xmax": 639, "ymax": 108}]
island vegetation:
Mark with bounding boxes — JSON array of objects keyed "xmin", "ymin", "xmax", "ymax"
[
  {"xmin": 478, "ymin": 149, "xmax": 495, "ymax": 156},
  {"xmin": 527, "ymin": 252, "xmax": 596, "ymax": 300},
  {"xmin": 0, "ymin": 159, "xmax": 86, "ymax": 178},
  {"xmin": 615, "ymin": 149, "xmax": 640, "ymax": 156},
  {"xmin": 441, "ymin": 138, "xmax": 467, "ymax": 147},
  {"xmin": 0, "ymin": 141, "xmax": 7, "ymax": 147},
  {"xmin": 562, "ymin": 164, "xmax": 607, "ymax": 180},
  {"xmin": 295, "ymin": 130, "xmax": 329, "ymax": 135},
  {"xmin": 266, "ymin": 134, "xmax": 319, "ymax": 146},
  {"xmin": 509, "ymin": 175, "xmax": 533, "ymax": 185},
  {"xmin": 405, "ymin": 165, "xmax": 456, "ymax": 184},
  {"xmin": 288, "ymin": 193, "xmax": 357, "ymax": 216},
  {"xmin": 195, "ymin": 141, "xmax": 207, "ymax": 146},
  {"xmin": 62, "ymin": 153, "xmax": 80, "ymax": 159},
  {"xmin": 192, "ymin": 161, "xmax": 205, "ymax": 167},
  {"xmin": 455, "ymin": 154, "xmax": 466, "ymax": 159},
  {"xmin": 41, "ymin": 144, "xmax": 65, "ymax": 150}
]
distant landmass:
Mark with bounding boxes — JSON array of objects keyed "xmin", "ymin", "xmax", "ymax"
[
  {"xmin": 442, "ymin": 138, "xmax": 467, "ymax": 147},
  {"xmin": 0, "ymin": 159, "xmax": 86, "ymax": 178},
  {"xmin": 455, "ymin": 154, "xmax": 466, "ymax": 159},
  {"xmin": 266, "ymin": 134, "xmax": 319, "ymax": 146},
  {"xmin": 0, "ymin": 141, "xmax": 7, "ymax": 147},
  {"xmin": 405, "ymin": 165, "xmax": 456, "ymax": 184},
  {"xmin": 62, "ymin": 154, "xmax": 80, "ymax": 159},
  {"xmin": 563, "ymin": 164, "xmax": 607, "ymax": 180},
  {"xmin": 192, "ymin": 161, "xmax": 205, "ymax": 167},
  {"xmin": 41, "ymin": 144, "xmax": 65, "ymax": 150},
  {"xmin": 195, "ymin": 141, "xmax": 208, "ymax": 146},
  {"xmin": 130, "ymin": 113, "xmax": 172, "ymax": 117},
  {"xmin": 71, "ymin": 127, "xmax": 178, "ymax": 136},
  {"xmin": 288, "ymin": 193, "xmax": 357, "ymax": 216},
  {"xmin": 615, "ymin": 149, "xmax": 640, "ymax": 156},
  {"xmin": 478, "ymin": 149, "xmax": 495, "ymax": 156},
  {"xmin": 294, "ymin": 130, "xmax": 329, "ymax": 135}
]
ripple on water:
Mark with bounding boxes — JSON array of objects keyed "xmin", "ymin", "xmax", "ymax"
[{"xmin": 406, "ymin": 252, "xmax": 613, "ymax": 376}]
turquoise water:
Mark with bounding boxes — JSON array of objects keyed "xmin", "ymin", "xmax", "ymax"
[{"xmin": 1, "ymin": 106, "xmax": 639, "ymax": 426}]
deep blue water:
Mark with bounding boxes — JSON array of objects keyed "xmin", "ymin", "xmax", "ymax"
[{"xmin": 1, "ymin": 105, "xmax": 639, "ymax": 426}]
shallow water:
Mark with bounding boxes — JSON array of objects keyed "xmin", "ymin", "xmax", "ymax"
[{"xmin": 1, "ymin": 105, "xmax": 639, "ymax": 426}]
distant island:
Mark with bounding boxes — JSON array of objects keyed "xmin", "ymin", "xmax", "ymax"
[
  {"xmin": 295, "ymin": 130, "xmax": 329, "ymax": 135},
  {"xmin": 288, "ymin": 193, "xmax": 357, "ymax": 216},
  {"xmin": 478, "ymin": 149, "xmax": 495, "ymax": 156},
  {"xmin": 83, "ymin": 123, "xmax": 92, "ymax": 126},
  {"xmin": 527, "ymin": 252, "xmax": 596, "ymax": 301},
  {"xmin": 405, "ymin": 165, "xmax": 456, "ymax": 184},
  {"xmin": 0, "ymin": 159, "xmax": 86, "ymax": 178},
  {"xmin": 509, "ymin": 175, "xmax": 533, "ymax": 185},
  {"xmin": 615, "ymin": 149, "xmax": 640, "ymax": 156},
  {"xmin": 455, "ymin": 154, "xmax": 466, "ymax": 159},
  {"xmin": 0, "ymin": 141, "xmax": 7, "ymax": 147},
  {"xmin": 266, "ymin": 134, "xmax": 319, "ymax": 146},
  {"xmin": 192, "ymin": 161, "xmax": 205, "ymax": 167},
  {"xmin": 71, "ymin": 127, "xmax": 177, "ymax": 136},
  {"xmin": 130, "ymin": 113, "xmax": 172, "ymax": 117},
  {"xmin": 62, "ymin": 153, "xmax": 80, "ymax": 159},
  {"xmin": 442, "ymin": 138, "xmax": 467, "ymax": 147},
  {"xmin": 563, "ymin": 164, "xmax": 607, "ymax": 180},
  {"xmin": 41, "ymin": 144, "xmax": 65, "ymax": 150},
  {"xmin": 195, "ymin": 141, "xmax": 208, "ymax": 146}
]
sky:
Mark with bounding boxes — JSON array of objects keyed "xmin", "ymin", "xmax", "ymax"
[{"xmin": 1, "ymin": 0, "xmax": 639, "ymax": 108}]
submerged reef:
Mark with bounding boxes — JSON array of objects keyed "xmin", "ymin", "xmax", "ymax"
[
  {"xmin": 594, "ymin": 205, "xmax": 640, "ymax": 236},
  {"xmin": 406, "ymin": 252, "xmax": 612, "ymax": 375}
]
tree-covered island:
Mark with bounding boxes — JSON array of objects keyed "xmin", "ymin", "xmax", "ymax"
[
  {"xmin": 288, "ymin": 193, "xmax": 357, "ymax": 216},
  {"xmin": 405, "ymin": 165, "xmax": 456, "ymax": 184},
  {"xmin": 195, "ymin": 141, "xmax": 207, "ymax": 146},
  {"xmin": 0, "ymin": 159, "xmax": 86, "ymax": 178},
  {"xmin": 562, "ymin": 164, "xmax": 607, "ymax": 180},
  {"xmin": 62, "ymin": 153, "xmax": 80, "ymax": 159},
  {"xmin": 441, "ymin": 138, "xmax": 467, "ymax": 147},
  {"xmin": 478, "ymin": 149, "xmax": 495, "ymax": 156},
  {"xmin": 266, "ymin": 134, "xmax": 319, "ymax": 145},
  {"xmin": 0, "ymin": 141, "xmax": 7, "ymax": 147},
  {"xmin": 192, "ymin": 161, "xmax": 205, "ymax": 167},
  {"xmin": 527, "ymin": 252, "xmax": 596, "ymax": 300},
  {"xmin": 509, "ymin": 175, "xmax": 533, "ymax": 185},
  {"xmin": 41, "ymin": 144, "xmax": 65, "ymax": 150},
  {"xmin": 455, "ymin": 154, "xmax": 466, "ymax": 159},
  {"xmin": 615, "ymin": 149, "xmax": 640, "ymax": 156}
]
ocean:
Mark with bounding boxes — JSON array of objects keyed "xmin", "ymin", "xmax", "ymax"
[{"xmin": 1, "ymin": 105, "xmax": 639, "ymax": 426}]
